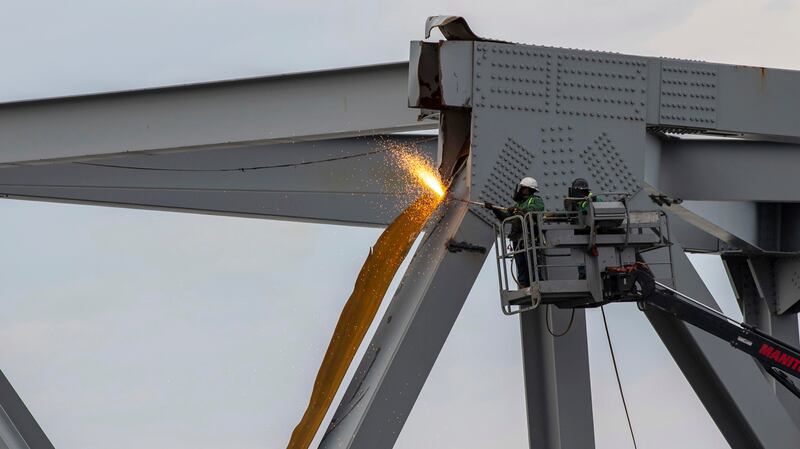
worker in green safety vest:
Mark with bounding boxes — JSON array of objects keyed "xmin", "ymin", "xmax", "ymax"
[
  {"xmin": 564, "ymin": 178, "xmax": 601, "ymax": 213},
  {"xmin": 564, "ymin": 178, "xmax": 601, "ymax": 279},
  {"xmin": 484, "ymin": 177, "xmax": 545, "ymax": 288}
]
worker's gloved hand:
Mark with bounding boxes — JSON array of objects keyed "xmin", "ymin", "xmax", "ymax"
[{"xmin": 509, "ymin": 207, "xmax": 522, "ymax": 215}]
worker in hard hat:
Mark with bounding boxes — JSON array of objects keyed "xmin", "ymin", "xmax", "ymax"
[
  {"xmin": 484, "ymin": 177, "xmax": 545, "ymax": 288},
  {"xmin": 564, "ymin": 178, "xmax": 600, "ymax": 213},
  {"xmin": 564, "ymin": 178, "xmax": 601, "ymax": 279}
]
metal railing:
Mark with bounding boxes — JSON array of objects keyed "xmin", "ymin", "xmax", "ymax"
[
  {"xmin": 494, "ymin": 213, "xmax": 537, "ymax": 310},
  {"xmin": 493, "ymin": 194, "xmax": 674, "ymax": 315},
  {"xmin": 494, "ymin": 210, "xmax": 587, "ymax": 315}
]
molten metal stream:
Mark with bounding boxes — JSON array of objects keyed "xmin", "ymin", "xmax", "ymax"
[{"xmin": 286, "ymin": 185, "xmax": 444, "ymax": 449}]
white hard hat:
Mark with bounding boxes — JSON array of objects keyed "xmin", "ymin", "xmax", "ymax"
[{"xmin": 518, "ymin": 177, "xmax": 538, "ymax": 191}]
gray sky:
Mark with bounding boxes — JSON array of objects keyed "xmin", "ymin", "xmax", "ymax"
[{"xmin": 1, "ymin": 1, "xmax": 799, "ymax": 448}]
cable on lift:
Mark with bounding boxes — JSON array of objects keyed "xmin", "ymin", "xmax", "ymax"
[
  {"xmin": 546, "ymin": 305, "xmax": 575, "ymax": 337},
  {"xmin": 600, "ymin": 305, "xmax": 639, "ymax": 449},
  {"xmin": 509, "ymin": 245, "xmax": 520, "ymax": 285}
]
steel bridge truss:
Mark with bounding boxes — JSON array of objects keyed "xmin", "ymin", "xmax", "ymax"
[{"xmin": 2, "ymin": 15, "xmax": 800, "ymax": 449}]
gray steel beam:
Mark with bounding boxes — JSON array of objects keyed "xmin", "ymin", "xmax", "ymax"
[
  {"xmin": 640, "ymin": 229, "xmax": 800, "ymax": 448},
  {"xmin": 435, "ymin": 22, "xmax": 800, "ymax": 447},
  {"xmin": 0, "ymin": 369, "xmax": 54, "ymax": 449},
  {"xmin": 679, "ymin": 200, "xmax": 759, "ymax": 250},
  {"xmin": 0, "ymin": 136, "xmax": 437, "ymax": 226},
  {"xmin": 756, "ymin": 203, "xmax": 800, "ymax": 255},
  {"xmin": 658, "ymin": 139, "xmax": 800, "ymax": 202},
  {"xmin": 646, "ymin": 61, "xmax": 800, "ymax": 142},
  {"xmin": 3, "ymin": 15, "xmax": 800, "ymax": 448},
  {"xmin": 519, "ymin": 308, "xmax": 594, "ymax": 449},
  {"xmin": 722, "ymin": 255, "xmax": 800, "ymax": 427},
  {"xmin": 643, "ymin": 133, "xmax": 727, "ymax": 254},
  {"xmin": 645, "ymin": 184, "xmax": 768, "ymax": 254},
  {"xmin": 660, "ymin": 209, "xmax": 726, "ymax": 253},
  {"xmin": 319, "ymin": 167, "xmax": 496, "ymax": 449},
  {"xmin": 648, "ymin": 135, "xmax": 800, "ymax": 252},
  {"xmin": 774, "ymin": 257, "xmax": 800, "ymax": 314},
  {"xmin": 653, "ymin": 194, "xmax": 800, "ymax": 255},
  {"xmin": 0, "ymin": 63, "xmax": 434, "ymax": 165}
]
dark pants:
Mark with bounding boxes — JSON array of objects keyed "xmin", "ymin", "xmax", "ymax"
[
  {"xmin": 514, "ymin": 252, "xmax": 530, "ymax": 287},
  {"xmin": 513, "ymin": 241, "xmax": 534, "ymax": 288}
]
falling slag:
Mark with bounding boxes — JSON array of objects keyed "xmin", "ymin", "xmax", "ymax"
[{"xmin": 286, "ymin": 146, "xmax": 446, "ymax": 449}]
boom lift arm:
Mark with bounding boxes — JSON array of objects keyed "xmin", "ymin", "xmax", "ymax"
[
  {"xmin": 603, "ymin": 264, "xmax": 800, "ymax": 399},
  {"xmin": 493, "ymin": 199, "xmax": 800, "ymax": 401}
]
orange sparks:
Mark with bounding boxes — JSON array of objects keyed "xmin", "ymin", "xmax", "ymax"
[{"xmin": 392, "ymin": 147, "xmax": 447, "ymax": 198}]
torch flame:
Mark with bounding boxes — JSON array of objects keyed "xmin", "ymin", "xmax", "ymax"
[
  {"xmin": 416, "ymin": 168, "xmax": 446, "ymax": 197},
  {"xmin": 391, "ymin": 147, "xmax": 447, "ymax": 198}
]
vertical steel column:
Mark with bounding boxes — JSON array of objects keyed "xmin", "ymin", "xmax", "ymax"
[{"xmin": 519, "ymin": 307, "xmax": 594, "ymax": 449}]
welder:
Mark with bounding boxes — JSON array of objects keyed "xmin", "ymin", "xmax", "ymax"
[
  {"xmin": 564, "ymin": 178, "xmax": 601, "ymax": 279},
  {"xmin": 484, "ymin": 177, "xmax": 544, "ymax": 288},
  {"xmin": 564, "ymin": 178, "xmax": 600, "ymax": 213}
]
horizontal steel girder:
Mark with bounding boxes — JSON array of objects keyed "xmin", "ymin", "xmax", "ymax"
[
  {"xmin": 5, "ymin": 130, "xmax": 800, "ymax": 235},
  {"xmin": 653, "ymin": 195, "xmax": 800, "ymax": 255},
  {"xmin": 645, "ymin": 133, "xmax": 800, "ymax": 255},
  {"xmin": 658, "ymin": 139, "xmax": 800, "ymax": 202},
  {"xmin": 0, "ymin": 136, "xmax": 437, "ymax": 226},
  {"xmin": 0, "ymin": 63, "xmax": 434, "ymax": 165}
]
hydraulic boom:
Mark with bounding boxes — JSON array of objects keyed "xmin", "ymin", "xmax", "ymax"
[{"xmin": 603, "ymin": 264, "xmax": 800, "ymax": 399}]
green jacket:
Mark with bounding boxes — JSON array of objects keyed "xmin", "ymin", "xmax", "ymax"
[
  {"xmin": 494, "ymin": 195, "xmax": 545, "ymax": 243},
  {"xmin": 577, "ymin": 193, "xmax": 602, "ymax": 213}
]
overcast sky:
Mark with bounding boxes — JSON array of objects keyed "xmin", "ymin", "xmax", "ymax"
[{"xmin": 2, "ymin": 1, "xmax": 800, "ymax": 449}]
